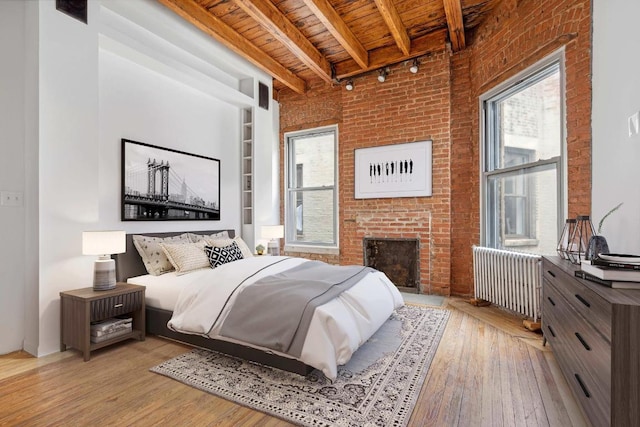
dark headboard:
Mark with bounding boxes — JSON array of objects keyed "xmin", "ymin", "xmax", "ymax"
[{"xmin": 114, "ymin": 230, "xmax": 235, "ymax": 282}]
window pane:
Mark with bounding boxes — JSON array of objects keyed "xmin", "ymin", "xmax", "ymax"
[
  {"xmin": 291, "ymin": 133, "xmax": 334, "ymax": 188},
  {"xmin": 492, "ymin": 66, "xmax": 561, "ymax": 171},
  {"xmin": 289, "ymin": 189, "xmax": 335, "ymax": 244},
  {"xmin": 487, "ymin": 166, "xmax": 558, "ymax": 255},
  {"xmin": 286, "ymin": 126, "xmax": 337, "ymax": 247}
]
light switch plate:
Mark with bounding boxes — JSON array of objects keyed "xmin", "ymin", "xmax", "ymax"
[
  {"xmin": 629, "ymin": 111, "xmax": 640, "ymax": 137},
  {"xmin": 0, "ymin": 191, "xmax": 23, "ymax": 207}
]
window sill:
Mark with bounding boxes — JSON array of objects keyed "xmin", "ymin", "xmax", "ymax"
[
  {"xmin": 284, "ymin": 245, "xmax": 340, "ymax": 256},
  {"xmin": 504, "ymin": 239, "xmax": 539, "ymax": 247}
]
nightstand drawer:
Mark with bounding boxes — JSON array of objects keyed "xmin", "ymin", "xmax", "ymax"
[{"xmin": 90, "ymin": 290, "xmax": 143, "ymax": 322}]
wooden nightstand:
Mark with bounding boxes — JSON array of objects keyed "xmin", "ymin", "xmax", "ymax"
[{"xmin": 60, "ymin": 283, "xmax": 145, "ymax": 361}]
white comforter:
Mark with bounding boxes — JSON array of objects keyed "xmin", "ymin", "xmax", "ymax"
[{"xmin": 165, "ymin": 256, "xmax": 404, "ymax": 379}]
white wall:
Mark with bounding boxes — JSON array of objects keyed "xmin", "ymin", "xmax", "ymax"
[
  {"xmin": 98, "ymin": 49, "xmax": 241, "ymax": 232},
  {"xmin": 0, "ymin": 0, "xmax": 280, "ymax": 357},
  {"xmin": 0, "ymin": 0, "xmax": 27, "ymax": 354},
  {"xmin": 37, "ymin": 0, "xmax": 101, "ymax": 357},
  {"xmin": 592, "ymin": 0, "xmax": 640, "ymax": 254}
]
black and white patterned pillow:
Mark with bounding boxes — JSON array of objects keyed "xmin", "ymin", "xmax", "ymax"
[{"xmin": 204, "ymin": 241, "xmax": 244, "ymax": 268}]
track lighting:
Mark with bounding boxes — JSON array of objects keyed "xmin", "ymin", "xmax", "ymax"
[
  {"xmin": 345, "ymin": 80, "xmax": 354, "ymax": 91},
  {"xmin": 409, "ymin": 59, "xmax": 419, "ymax": 74},
  {"xmin": 377, "ymin": 68, "xmax": 387, "ymax": 83}
]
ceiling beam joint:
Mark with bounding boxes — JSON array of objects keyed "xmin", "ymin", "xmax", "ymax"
[
  {"xmin": 443, "ymin": 0, "xmax": 466, "ymax": 51},
  {"xmin": 234, "ymin": 0, "xmax": 333, "ymax": 83},
  {"xmin": 302, "ymin": 0, "xmax": 369, "ymax": 69},
  {"xmin": 373, "ymin": 0, "xmax": 411, "ymax": 56},
  {"xmin": 157, "ymin": 0, "xmax": 306, "ymax": 94}
]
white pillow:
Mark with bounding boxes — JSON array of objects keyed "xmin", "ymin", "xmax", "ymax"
[
  {"xmin": 160, "ymin": 241, "xmax": 210, "ymax": 275},
  {"xmin": 188, "ymin": 231, "xmax": 229, "ymax": 243},
  {"xmin": 132, "ymin": 233, "xmax": 191, "ymax": 276}
]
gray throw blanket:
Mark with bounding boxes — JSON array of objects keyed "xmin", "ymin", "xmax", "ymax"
[{"xmin": 219, "ymin": 261, "xmax": 374, "ymax": 357}]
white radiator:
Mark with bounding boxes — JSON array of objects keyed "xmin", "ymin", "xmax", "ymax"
[{"xmin": 472, "ymin": 246, "xmax": 542, "ymax": 321}]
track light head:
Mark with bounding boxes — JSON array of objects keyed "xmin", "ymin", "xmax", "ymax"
[
  {"xmin": 377, "ymin": 68, "xmax": 387, "ymax": 83},
  {"xmin": 345, "ymin": 80, "xmax": 354, "ymax": 91},
  {"xmin": 409, "ymin": 59, "xmax": 419, "ymax": 74}
]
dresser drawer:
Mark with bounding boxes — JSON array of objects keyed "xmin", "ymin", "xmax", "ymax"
[
  {"xmin": 543, "ymin": 261, "xmax": 612, "ymax": 341},
  {"xmin": 90, "ymin": 290, "xmax": 144, "ymax": 321},
  {"xmin": 546, "ymin": 324, "xmax": 611, "ymax": 427},
  {"xmin": 543, "ymin": 282, "xmax": 612, "ymax": 390}
]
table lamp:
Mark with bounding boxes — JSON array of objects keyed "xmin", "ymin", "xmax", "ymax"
[
  {"xmin": 261, "ymin": 225, "xmax": 284, "ymax": 256},
  {"xmin": 82, "ymin": 230, "xmax": 126, "ymax": 291}
]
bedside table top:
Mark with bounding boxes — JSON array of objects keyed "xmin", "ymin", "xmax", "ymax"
[{"xmin": 60, "ymin": 283, "xmax": 145, "ymax": 300}]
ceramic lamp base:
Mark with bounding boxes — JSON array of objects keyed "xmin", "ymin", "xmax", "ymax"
[
  {"xmin": 93, "ymin": 258, "xmax": 116, "ymax": 291},
  {"xmin": 267, "ymin": 240, "xmax": 280, "ymax": 256}
]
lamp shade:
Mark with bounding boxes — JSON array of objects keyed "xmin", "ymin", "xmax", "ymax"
[
  {"xmin": 261, "ymin": 225, "xmax": 284, "ymax": 239},
  {"xmin": 82, "ymin": 230, "xmax": 126, "ymax": 256}
]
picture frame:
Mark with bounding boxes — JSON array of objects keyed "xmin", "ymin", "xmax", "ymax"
[
  {"xmin": 56, "ymin": 0, "xmax": 88, "ymax": 24},
  {"xmin": 354, "ymin": 140, "xmax": 432, "ymax": 199},
  {"xmin": 121, "ymin": 139, "xmax": 220, "ymax": 221}
]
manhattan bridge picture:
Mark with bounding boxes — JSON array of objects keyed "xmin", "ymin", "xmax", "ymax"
[{"xmin": 121, "ymin": 139, "xmax": 220, "ymax": 221}]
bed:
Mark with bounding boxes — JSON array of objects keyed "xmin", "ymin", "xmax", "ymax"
[{"xmin": 115, "ymin": 230, "xmax": 404, "ymax": 379}]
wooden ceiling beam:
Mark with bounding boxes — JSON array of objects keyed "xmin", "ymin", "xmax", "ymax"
[
  {"xmin": 157, "ymin": 0, "xmax": 306, "ymax": 94},
  {"xmin": 302, "ymin": 0, "xmax": 369, "ymax": 69},
  {"xmin": 333, "ymin": 29, "xmax": 447, "ymax": 80},
  {"xmin": 373, "ymin": 0, "xmax": 411, "ymax": 56},
  {"xmin": 234, "ymin": 0, "xmax": 333, "ymax": 83},
  {"xmin": 442, "ymin": 0, "xmax": 465, "ymax": 51}
]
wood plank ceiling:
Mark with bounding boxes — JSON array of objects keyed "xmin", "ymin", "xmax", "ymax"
[{"xmin": 157, "ymin": 0, "xmax": 502, "ymax": 94}]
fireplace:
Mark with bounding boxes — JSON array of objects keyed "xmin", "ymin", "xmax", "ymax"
[{"xmin": 363, "ymin": 238, "xmax": 420, "ymax": 293}]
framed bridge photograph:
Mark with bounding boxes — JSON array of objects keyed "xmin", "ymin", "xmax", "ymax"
[{"xmin": 121, "ymin": 139, "xmax": 220, "ymax": 221}]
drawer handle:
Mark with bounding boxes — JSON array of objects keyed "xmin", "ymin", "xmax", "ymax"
[
  {"xmin": 575, "ymin": 332, "xmax": 591, "ymax": 351},
  {"xmin": 574, "ymin": 294, "xmax": 590, "ymax": 308},
  {"xmin": 547, "ymin": 296, "xmax": 556, "ymax": 306},
  {"xmin": 547, "ymin": 325, "xmax": 556, "ymax": 338},
  {"xmin": 547, "ymin": 270, "xmax": 556, "ymax": 278},
  {"xmin": 574, "ymin": 374, "xmax": 591, "ymax": 398},
  {"xmin": 114, "ymin": 303, "xmax": 123, "ymax": 308}
]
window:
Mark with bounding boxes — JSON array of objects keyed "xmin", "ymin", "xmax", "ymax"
[
  {"xmin": 285, "ymin": 126, "xmax": 338, "ymax": 248},
  {"xmin": 481, "ymin": 53, "xmax": 565, "ymax": 255}
]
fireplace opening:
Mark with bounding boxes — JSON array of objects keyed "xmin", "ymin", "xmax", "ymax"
[{"xmin": 363, "ymin": 238, "xmax": 420, "ymax": 293}]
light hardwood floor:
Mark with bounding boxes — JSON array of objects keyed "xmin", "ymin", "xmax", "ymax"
[{"xmin": 0, "ymin": 298, "xmax": 588, "ymax": 426}]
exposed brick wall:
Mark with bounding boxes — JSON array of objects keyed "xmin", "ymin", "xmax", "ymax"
[
  {"xmin": 278, "ymin": 0, "xmax": 592, "ymax": 297},
  {"xmin": 449, "ymin": 0, "xmax": 592, "ymax": 295},
  {"xmin": 449, "ymin": 50, "xmax": 477, "ymax": 296},
  {"xmin": 279, "ymin": 54, "xmax": 452, "ymax": 295},
  {"xmin": 340, "ymin": 52, "xmax": 452, "ymax": 295}
]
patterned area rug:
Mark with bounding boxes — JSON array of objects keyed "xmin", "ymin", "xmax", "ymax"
[{"xmin": 150, "ymin": 305, "xmax": 450, "ymax": 426}]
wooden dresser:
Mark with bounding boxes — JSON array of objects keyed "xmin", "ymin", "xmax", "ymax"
[{"xmin": 542, "ymin": 256, "xmax": 640, "ymax": 426}]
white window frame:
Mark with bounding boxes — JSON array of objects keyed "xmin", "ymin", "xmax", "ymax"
[
  {"xmin": 479, "ymin": 49, "xmax": 567, "ymax": 249},
  {"xmin": 284, "ymin": 125, "xmax": 339, "ymax": 254}
]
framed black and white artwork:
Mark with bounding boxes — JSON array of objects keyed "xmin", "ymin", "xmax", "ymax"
[
  {"xmin": 354, "ymin": 140, "xmax": 432, "ymax": 199},
  {"xmin": 121, "ymin": 139, "xmax": 220, "ymax": 221}
]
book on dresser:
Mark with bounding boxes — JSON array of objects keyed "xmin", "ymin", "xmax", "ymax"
[
  {"xmin": 591, "ymin": 257, "xmax": 640, "ymax": 270},
  {"xmin": 580, "ymin": 260, "xmax": 640, "ymax": 282},
  {"xmin": 574, "ymin": 269, "xmax": 640, "ymax": 289}
]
